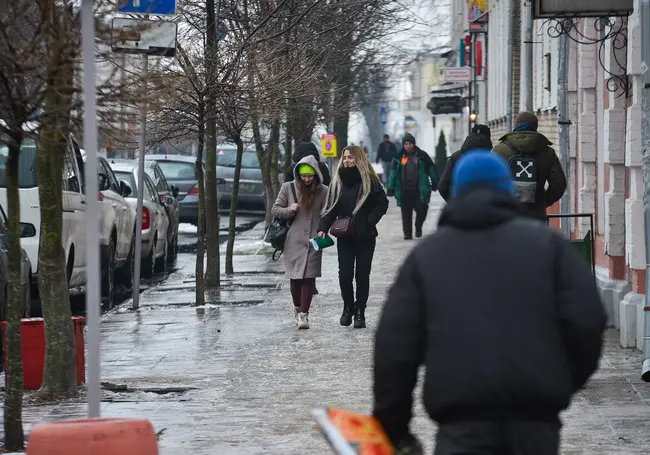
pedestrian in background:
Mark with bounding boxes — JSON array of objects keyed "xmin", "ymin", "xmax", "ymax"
[
  {"xmin": 437, "ymin": 124, "xmax": 493, "ymax": 201},
  {"xmin": 360, "ymin": 140, "xmax": 370, "ymax": 156},
  {"xmin": 373, "ymin": 152, "xmax": 605, "ymax": 454},
  {"xmin": 387, "ymin": 133, "xmax": 438, "ymax": 239},
  {"xmin": 318, "ymin": 145, "xmax": 388, "ymax": 329},
  {"xmin": 376, "ymin": 134, "xmax": 397, "ymax": 186},
  {"xmin": 284, "ymin": 141, "xmax": 331, "ymax": 187},
  {"xmin": 492, "ymin": 111, "xmax": 567, "ymax": 221},
  {"xmin": 272, "ymin": 155, "xmax": 328, "ymax": 330}
]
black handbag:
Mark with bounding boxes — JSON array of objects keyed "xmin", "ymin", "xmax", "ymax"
[{"xmin": 268, "ymin": 183, "xmax": 298, "ymax": 261}]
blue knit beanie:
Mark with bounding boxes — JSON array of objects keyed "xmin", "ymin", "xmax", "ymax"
[{"xmin": 451, "ymin": 150, "xmax": 516, "ymax": 198}]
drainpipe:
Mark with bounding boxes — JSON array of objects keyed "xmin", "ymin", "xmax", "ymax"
[
  {"xmin": 505, "ymin": 0, "xmax": 515, "ymax": 131},
  {"xmin": 640, "ymin": 0, "xmax": 650, "ymax": 381},
  {"xmin": 557, "ymin": 32, "xmax": 571, "ymax": 237},
  {"xmin": 524, "ymin": 0, "xmax": 533, "ymax": 111}
]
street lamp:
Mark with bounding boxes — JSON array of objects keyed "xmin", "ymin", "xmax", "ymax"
[{"xmin": 469, "ymin": 111, "xmax": 477, "ymax": 122}]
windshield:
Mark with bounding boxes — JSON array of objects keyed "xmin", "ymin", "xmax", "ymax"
[
  {"xmin": 113, "ymin": 171, "xmax": 137, "ymax": 192},
  {"xmin": 157, "ymin": 161, "xmax": 198, "ymax": 181},
  {"xmin": 0, "ymin": 139, "xmax": 38, "ymax": 188},
  {"xmin": 216, "ymin": 149, "xmax": 260, "ymax": 169}
]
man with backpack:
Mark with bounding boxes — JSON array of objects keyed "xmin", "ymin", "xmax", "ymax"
[{"xmin": 491, "ymin": 112, "xmax": 567, "ymax": 221}]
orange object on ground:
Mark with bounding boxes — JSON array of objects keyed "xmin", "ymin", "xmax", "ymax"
[
  {"xmin": 2, "ymin": 317, "xmax": 85, "ymax": 390},
  {"xmin": 313, "ymin": 407, "xmax": 395, "ymax": 454},
  {"xmin": 26, "ymin": 418, "xmax": 159, "ymax": 455}
]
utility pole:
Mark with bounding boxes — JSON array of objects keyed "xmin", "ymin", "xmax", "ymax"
[
  {"xmin": 557, "ymin": 32, "xmax": 571, "ymax": 237},
  {"xmin": 640, "ymin": 0, "xmax": 650, "ymax": 382},
  {"xmin": 524, "ymin": 0, "xmax": 534, "ymax": 111},
  {"xmin": 505, "ymin": 0, "xmax": 515, "ymax": 131}
]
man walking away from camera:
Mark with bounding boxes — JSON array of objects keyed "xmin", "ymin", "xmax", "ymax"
[
  {"xmin": 491, "ymin": 112, "xmax": 566, "ymax": 221},
  {"xmin": 376, "ymin": 134, "xmax": 397, "ymax": 186},
  {"xmin": 373, "ymin": 151, "xmax": 606, "ymax": 455}
]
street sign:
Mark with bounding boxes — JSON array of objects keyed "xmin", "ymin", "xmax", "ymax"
[
  {"xmin": 111, "ymin": 18, "xmax": 177, "ymax": 57},
  {"xmin": 379, "ymin": 105, "xmax": 387, "ymax": 124},
  {"xmin": 532, "ymin": 0, "xmax": 633, "ymax": 18},
  {"xmin": 321, "ymin": 134, "xmax": 337, "ymax": 158},
  {"xmin": 117, "ymin": 0, "xmax": 177, "ymax": 15},
  {"xmin": 443, "ymin": 67, "xmax": 472, "ymax": 83}
]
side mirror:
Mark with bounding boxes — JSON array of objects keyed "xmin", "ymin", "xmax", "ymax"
[
  {"xmin": 19, "ymin": 223, "xmax": 36, "ymax": 238},
  {"xmin": 98, "ymin": 172, "xmax": 110, "ymax": 191},
  {"xmin": 171, "ymin": 185, "xmax": 180, "ymax": 198},
  {"xmin": 164, "ymin": 195, "xmax": 175, "ymax": 206},
  {"xmin": 119, "ymin": 180, "xmax": 132, "ymax": 197},
  {"xmin": 216, "ymin": 177, "xmax": 226, "ymax": 185}
]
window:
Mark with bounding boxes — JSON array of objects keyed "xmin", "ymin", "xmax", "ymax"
[
  {"xmin": 99, "ymin": 159, "xmax": 120, "ymax": 192},
  {"xmin": 144, "ymin": 175, "xmax": 160, "ymax": 204},
  {"xmin": 216, "ymin": 149, "xmax": 260, "ymax": 169},
  {"xmin": 114, "ymin": 171, "xmax": 137, "ymax": 194},
  {"xmin": 156, "ymin": 161, "xmax": 198, "ymax": 181},
  {"xmin": 153, "ymin": 166, "xmax": 170, "ymax": 193},
  {"xmin": 0, "ymin": 139, "xmax": 38, "ymax": 188},
  {"xmin": 63, "ymin": 146, "xmax": 81, "ymax": 193}
]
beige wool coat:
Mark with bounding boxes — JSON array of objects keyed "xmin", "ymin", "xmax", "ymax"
[{"xmin": 271, "ymin": 155, "xmax": 329, "ymax": 280}]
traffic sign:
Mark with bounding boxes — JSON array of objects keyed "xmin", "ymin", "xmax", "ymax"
[
  {"xmin": 321, "ymin": 134, "xmax": 337, "ymax": 158},
  {"xmin": 118, "ymin": 0, "xmax": 177, "ymax": 15},
  {"xmin": 111, "ymin": 18, "xmax": 177, "ymax": 57},
  {"xmin": 443, "ymin": 67, "xmax": 472, "ymax": 83}
]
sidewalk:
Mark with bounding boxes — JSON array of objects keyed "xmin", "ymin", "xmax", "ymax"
[{"xmin": 4, "ymin": 194, "xmax": 650, "ymax": 454}]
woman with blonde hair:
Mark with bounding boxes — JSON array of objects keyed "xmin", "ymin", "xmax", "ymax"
[{"xmin": 317, "ymin": 145, "xmax": 389, "ymax": 328}]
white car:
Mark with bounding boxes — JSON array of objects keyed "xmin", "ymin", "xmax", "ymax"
[
  {"xmin": 0, "ymin": 133, "xmax": 87, "ymax": 302},
  {"xmin": 111, "ymin": 163, "xmax": 170, "ymax": 278},
  {"xmin": 82, "ymin": 152, "xmax": 136, "ymax": 308}
]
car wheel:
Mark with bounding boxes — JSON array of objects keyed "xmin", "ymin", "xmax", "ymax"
[
  {"xmin": 101, "ymin": 241, "xmax": 116, "ymax": 311},
  {"xmin": 116, "ymin": 235, "xmax": 135, "ymax": 291},
  {"xmin": 155, "ymin": 238, "xmax": 168, "ymax": 275},
  {"xmin": 141, "ymin": 239, "xmax": 155, "ymax": 279}
]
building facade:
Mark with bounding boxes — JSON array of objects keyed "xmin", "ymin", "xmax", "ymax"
[{"xmin": 451, "ymin": 0, "xmax": 646, "ymax": 350}]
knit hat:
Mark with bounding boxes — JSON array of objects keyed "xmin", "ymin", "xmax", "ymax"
[
  {"xmin": 297, "ymin": 164, "xmax": 316, "ymax": 175},
  {"xmin": 402, "ymin": 133, "xmax": 416, "ymax": 145},
  {"xmin": 471, "ymin": 124, "xmax": 491, "ymax": 139},
  {"xmin": 451, "ymin": 151, "xmax": 516, "ymax": 198},
  {"xmin": 514, "ymin": 111, "xmax": 538, "ymax": 130}
]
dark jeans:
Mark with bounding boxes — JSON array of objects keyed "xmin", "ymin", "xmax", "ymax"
[
  {"xmin": 337, "ymin": 237, "xmax": 376, "ymax": 309},
  {"xmin": 289, "ymin": 278, "xmax": 315, "ymax": 313},
  {"xmin": 434, "ymin": 419, "xmax": 561, "ymax": 455},
  {"xmin": 381, "ymin": 161, "xmax": 392, "ymax": 185},
  {"xmin": 401, "ymin": 189, "xmax": 428, "ymax": 236}
]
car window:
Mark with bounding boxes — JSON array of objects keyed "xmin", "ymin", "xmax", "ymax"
[
  {"xmin": 216, "ymin": 149, "xmax": 260, "ymax": 169},
  {"xmin": 156, "ymin": 161, "xmax": 197, "ymax": 181},
  {"xmin": 0, "ymin": 138, "xmax": 38, "ymax": 188},
  {"xmin": 71, "ymin": 138, "xmax": 85, "ymax": 189},
  {"xmin": 144, "ymin": 175, "xmax": 159, "ymax": 204},
  {"xmin": 113, "ymin": 171, "xmax": 137, "ymax": 194},
  {"xmin": 63, "ymin": 146, "xmax": 81, "ymax": 193},
  {"xmin": 153, "ymin": 167, "xmax": 170, "ymax": 193},
  {"xmin": 99, "ymin": 159, "xmax": 120, "ymax": 193}
]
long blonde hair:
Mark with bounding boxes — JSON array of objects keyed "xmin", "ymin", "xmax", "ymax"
[{"xmin": 322, "ymin": 145, "xmax": 380, "ymax": 216}]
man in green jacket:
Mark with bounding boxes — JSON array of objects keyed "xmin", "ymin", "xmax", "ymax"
[
  {"xmin": 387, "ymin": 134, "xmax": 438, "ymax": 239},
  {"xmin": 492, "ymin": 112, "xmax": 567, "ymax": 221}
]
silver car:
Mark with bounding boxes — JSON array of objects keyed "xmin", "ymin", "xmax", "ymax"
[
  {"xmin": 214, "ymin": 144, "xmax": 265, "ymax": 213},
  {"xmin": 0, "ymin": 204, "xmax": 32, "ymax": 319},
  {"xmin": 111, "ymin": 164, "xmax": 170, "ymax": 278}
]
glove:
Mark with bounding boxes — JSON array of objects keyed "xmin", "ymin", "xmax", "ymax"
[{"xmin": 395, "ymin": 434, "xmax": 424, "ymax": 455}]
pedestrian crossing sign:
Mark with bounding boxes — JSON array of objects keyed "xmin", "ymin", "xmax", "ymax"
[{"xmin": 322, "ymin": 134, "xmax": 337, "ymax": 158}]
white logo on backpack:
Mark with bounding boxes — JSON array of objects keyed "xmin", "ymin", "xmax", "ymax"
[{"xmin": 504, "ymin": 141, "xmax": 538, "ymax": 204}]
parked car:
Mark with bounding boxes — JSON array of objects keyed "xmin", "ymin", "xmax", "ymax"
[
  {"xmin": 0, "ymin": 133, "xmax": 87, "ymax": 300},
  {"xmin": 0, "ymin": 204, "xmax": 33, "ymax": 319},
  {"xmin": 214, "ymin": 144, "xmax": 265, "ymax": 213},
  {"xmin": 81, "ymin": 153, "xmax": 136, "ymax": 308},
  {"xmin": 111, "ymin": 163, "xmax": 170, "ymax": 277},
  {"xmin": 110, "ymin": 159, "xmax": 179, "ymax": 264}
]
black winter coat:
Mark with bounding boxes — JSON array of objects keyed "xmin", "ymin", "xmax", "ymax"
[
  {"xmin": 318, "ymin": 167, "xmax": 389, "ymax": 240},
  {"xmin": 438, "ymin": 133, "xmax": 494, "ymax": 201},
  {"xmin": 373, "ymin": 188, "xmax": 606, "ymax": 445}
]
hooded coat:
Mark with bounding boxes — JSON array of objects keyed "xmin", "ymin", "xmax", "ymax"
[
  {"xmin": 271, "ymin": 155, "xmax": 329, "ymax": 279},
  {"xmin": 491, "ymin": 131, "xmax": 567, "ymax": 220},
  {"xmin": 438, "ymin": 133, "xmax": 494, "ymax": 201},
  {"xmin": 284, "ymin": 142, "xmax": 332, "ymax": 186}
]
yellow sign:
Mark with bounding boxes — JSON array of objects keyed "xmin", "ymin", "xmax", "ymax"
[{"xmin": 321, "ymin": 133, "xmax": 337, "ymax": 158}]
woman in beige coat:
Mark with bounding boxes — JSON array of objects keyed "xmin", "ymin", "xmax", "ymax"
[{"xmin": 271, "ymin": 155, "xmax": 328, "ymax": 329}]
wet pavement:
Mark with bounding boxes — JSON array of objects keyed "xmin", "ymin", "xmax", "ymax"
[{"xmin": 3, "ymin": 194, "xmax": 650, "ymax": 454}]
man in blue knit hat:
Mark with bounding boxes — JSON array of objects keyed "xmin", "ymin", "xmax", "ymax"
[{"xmin": 373, "ymin": 152, "xmax": 605, "ymax": 454}]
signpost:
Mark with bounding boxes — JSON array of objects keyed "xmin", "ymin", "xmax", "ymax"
[
  {"xmin": 118, "ymin": 0, "xmax": 177, "ymax": 15},
  {"xmin": 321, "ymin": 134, "xmax": 337, "ymax": 158},
  {"xmin": 443, "ymin": 67, "xmax": 472, "ymax": 83}
]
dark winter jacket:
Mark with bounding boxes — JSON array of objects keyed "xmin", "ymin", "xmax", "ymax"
[
  {"xmin": 387, "ymin": 147, "xmax": 438, "ymax": 207},
  {"xmin": 284, "ymin": 142, "xmax": 332, "ymax": 186},
  {"xmin": 373, "ymin": 188, "xmax": 605, "ymax": 445},
  {"xmin": 318, "ymin": 166, "xmax": 389, "ymax": 240},
  {"xmin": 492, "ymin": 131, "xmax": 567, "ymax": 220},
  {"xmin": 376, "ymin": 141, "xmax": 398, "ymax": 163},
  {"xmin": 438, "ymin": 133, "xmax": 494, "ymax": 201}
]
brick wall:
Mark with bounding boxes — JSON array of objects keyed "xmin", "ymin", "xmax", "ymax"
[{"xmin": 536, "ymin": 109, "xmax": 558, "ymax": 144}]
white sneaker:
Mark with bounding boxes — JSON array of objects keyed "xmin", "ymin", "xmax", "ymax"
[
  {"xmin": 294, "ymin": 307, "xmax": 299, "ymax": 325},
  {"xmin": 297, "ymin": 312, "xmax": 309, "ymax": 329}
]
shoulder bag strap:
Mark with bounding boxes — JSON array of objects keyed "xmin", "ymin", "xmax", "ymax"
[
  {"xmin": 288, "ymin": 182, "xmax": 299, "ymax": 226},
  {"xmin": 502, "ymin": 139, "xmax": 522, "ymax": 156}
]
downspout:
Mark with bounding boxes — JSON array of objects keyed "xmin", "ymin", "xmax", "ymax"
[
  {"xmin": 524, "ymin": 0, "xmax": 534, "ymax": 111},
  {"xmin": 640, "ymin": 0, "xmax": 650, "ymax": 381},
  {"xmin": 558, "ymin": 32, "xmax": 571, "ymax": 237},
  {"xmin": 505, "ymin": 0, "xmax": 514, "ymax": 131}
]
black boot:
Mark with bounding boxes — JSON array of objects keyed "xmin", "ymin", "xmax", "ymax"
[
  {"xmin": 340, "ymin": 303, "xmax": 353, "ymax": 326},
  {"xmin": 353, "ymin": 307, "xmax": 366, "ymax": 328}
]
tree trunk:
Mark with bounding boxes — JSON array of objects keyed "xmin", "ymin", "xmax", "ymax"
[
  {"xmin": 38, "ymin": 0, "xmax": 76, "ymax": 398},
  {"xmin": 333, "ymin": 112, "xmax": 349, "ymax": 158},
  {"xmin": 203, "ymin": 0, "xmax": 220, "ymax": 289},
  {"xmin": 4, "ymin": 138, "xmax": 25, "ymax": 451},
  {"xmin": 251, "ymin": 119, "xmax": 274, "ymax": 227},
  {"xmin": 284, "ymin": 113, "xmax": 293, "ymax": 175},
  {"xmin": 195, "ymin": 101, "xmax": 206, "ymax": 307},
  {"xmin": 225, "ymin": 136, "xmax": 244, "ymax": 275},
  {"xmin": 269, "ymin": 117, "xmax": 281, "ymax": 196}
]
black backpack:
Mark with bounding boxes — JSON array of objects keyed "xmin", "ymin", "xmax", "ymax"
[
  {"xmin": 503, "ymin": 140, "xmax": 539, "ymax": 204},
  {"xmin": 267, "ymin": 182, "xmax": 298, "ymax": 261}
]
